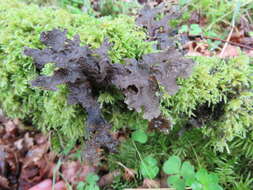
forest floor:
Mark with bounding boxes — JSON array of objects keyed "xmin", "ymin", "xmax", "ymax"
[{"xmin": 1, "ymin": 0, "xmax": 253, "ymax": 190}]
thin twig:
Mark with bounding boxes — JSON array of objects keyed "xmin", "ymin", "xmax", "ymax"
[
  {"xmin": 219, "ymin": 27, "xmax": 234, "ymax": 57},
  {"xmin": 218, "ymin": 0, "xmax": 242, "ymax": 57},
  {"xmin": 116, "ymin": 161, "xmax": 130, "ymax": 170},
  {"xmin": 203, "ymin": 35, "xmax": 253, "ymax": 50}
]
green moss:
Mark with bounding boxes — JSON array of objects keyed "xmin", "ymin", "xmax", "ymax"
[
  {"xmin": 0, "ymin": 0, "xmax": 152, "ymax": 140},
  {"xmin": 1, "ymin": 1, "xmax": 253, "ymax": 189},
  {"xmin": 161, "ymin": 55, "xmax": 253, "ymax": 150},
  {"xmin": 0, "ymin": 0, "xmax": 252, "ymax": 150}
]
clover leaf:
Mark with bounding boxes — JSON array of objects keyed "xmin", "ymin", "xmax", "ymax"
[
  {"xmin": 189, "ymin": 24, "xmax": 202, "ymax": 36},
  {"xmin": 191, "ymin": 182, "xmax": 202, "ymax": 190},
  {"xmin": 140, "ymin": 156, "xmax": 159, "ymax": 179},
  {"xmin": 163, "ymin": 156, "xmax": 223, "ymax": 190},
  {"xmin": 132, "ymin": 129, "xmax": 148, "ymax": 144},
  {"xmin": 179, "ymin": 25, "xmax": 189, "ymax": 33},
  {"xmin": 181, "ymin": 161, "xmax": 195, "ymax": 186},
  {"xmin": 77, "ymin": 173, "xmax": 100, "ymax": 190},
  {"xmin": 86, "ymin": 173, "xmax": 99, "ymax": 184},
  {"xmin": 196, "ymin": 168, "xmax": 210, "ymax": 185},
  {"xmin": 195, "ymin": 169, "xmax": 223, "ymax": 190},
  {"xmin": 168, "ymin": 175, "xmax": 185, "ymax": 190},
  {"xmin": 163, "ymin": 156, "xmax": 196, "ymax": 189},
  {"xmin": 163, "ymin": 155, "xmax": 181, "ymax": 174}
]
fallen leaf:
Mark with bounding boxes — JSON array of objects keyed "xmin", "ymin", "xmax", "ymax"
[
  {"xmin": 184, "ymin": 40, "xmax": 211, "ymax": 56},
  {"xmin": 245, "ymin": 50, "xmax": 253, "ymax": 57},
  {"xmin": 123, "ymin": 168, "xmax": 137, "ymax": 181},
  {"xmin": 219, "ymin": 44, "xmax": 240, "ymax": 58},
  {"xmin": 98, "ymin": 170, "xmax": 121, "ymax": 187},
  {"xmin": 0, "ymin": 176, "xmax": 10, "ymax": 189},
  {"xmin": 4, "ymin": 120, "xmax": 17, "ymax": 136},
  {"xmin": 142, "ymin": 178, "xmax": 160, "ymax": 188},
  {"xmin": 61, "ymin": 161, "xmax": 95, "ymax": 185}
]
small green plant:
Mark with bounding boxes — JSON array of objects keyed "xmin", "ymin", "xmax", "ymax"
[
  {"xmin": 58, "ymin": 0, "xmax": 96, "ymax": 15},
  {"xmin": 139, "ymin": 156, "xmax": 159, "ymax": 179},
  {"xmin": 132, "ymin": 129, "xmax": 148, "ymax": 144},
  {"xmin": 163, "ymin": 155, "xmax": 223, "ymax": 190},
  {"xmin": 179, "ymin": 24, "xmax": 202, "ymax": 36},
  {"xmin": 98, "ymin": 0, "xmax": 140, "ymax": 16},
  {"xmin": 57, "ymin": 0, "xmax": 140, "ymax": 16},
  {"xmin": 77, "ymin": 173, "xmax": 100, "ymax": 190}
]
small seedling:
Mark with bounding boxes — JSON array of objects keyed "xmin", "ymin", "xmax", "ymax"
[
  {"xmin": 179, "ymin": 24, "xmax": 202, "ymax": 36},
  {"xmin": 163, "ymin": 155, "xmax": 194, "ymax": 190},
  {"xmin": 179, "ymin": 25, "xmax": 189, "ymax": 33},
  {"xmin": 77, "ymin": 173, "xmax": 100, "ymax": 190},
  {"xmin": 189, "ymin": 24, "xmax": 202, "ymax": 36},
  {"xmin": 163, "ymin": 156, "xmax": 223, "ymax": 190}
]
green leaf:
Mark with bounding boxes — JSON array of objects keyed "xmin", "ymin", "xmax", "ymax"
[
  {"xmin": 191, "ymin": 182, "xmax": 203, "ymax": 190},
  {"xmin": 77, "ymin": 182, "xmax": 86, "ymax": 190},
  {"xmin": 163, "ymin": 155, "xmax": 181, "ymax": 174},
  {"xmin": 208, "ymin": 173, "xmax": 219, "ymax": 184},
  {"xmin": 85, "ymin": 184, "xmax": 100, "ymax": 190},
  {"xmin": 179, "ymin": 0, "xmax": 190, "ymax": 6},
  {"xmin": 196, "ymin": 168, "xmax": 209, "ymax": 185},
  {"xmin": 206, "ymin": 183, "xmax": 223, "ymax": 190},
  {"xmin": 132, "ymin": 129, "xmax": 148, "ymax": 144},
  {"xmin": 204, "ymin": 31, "xmax": 218, "ymax": 38},
  {"xmin": 189, "ymin": 24, "xmax": 202, "ymax": 36},
  {"xmin": 86, "ymin": 173, "xmax": 99, "ymax": 184},
  {"xmin": 180, "ymin": 161, "xmax": 195, "ymax": 186},
  {"xmin": 179, "ymin": 25, "xmax": 188, "ymax": 33},
  {"xmin": 140, "ymin": 156, "xmax": 159, "ymax": 179},
  {"xmin": 167, "ymin": 175, "xmax": 185, "ymax": 190}
]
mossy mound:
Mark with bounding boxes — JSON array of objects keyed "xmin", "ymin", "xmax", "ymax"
[
  {"xmin": 162, "ymin": 55, "xmax": 253, "ymax": 150},
  {"xmin": 0, "ymin": 0, "xmax": 152, "ymax": 140},
  {"xmin": 0, "ymin": 0, "xmax": 252, "ymax": 151}
]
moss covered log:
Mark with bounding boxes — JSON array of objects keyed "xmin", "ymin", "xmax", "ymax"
[
  {"xmin": 0, "ymin": 0, "xmax": 252, "ymax": 152},
  {"xmin": 0, "ymin": 0, "xmax": 152, "ymax": 140}
]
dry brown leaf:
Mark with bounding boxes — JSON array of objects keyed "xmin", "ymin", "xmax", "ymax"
[
  {"xmin": 4, "ymin": 120, "xmax": 17, "ymax": 136},
  {"xmin": 98, "ymin": 170, "xmax": 121, "ymax": 187},
  {"xmin": 142, "ymin": 178, "xmax": 160, "ymax": 188},
  {"xmin": 34, "ymin": 134, "xmax": 48, "ymax": 145},
  {"xmin": 184, "ymin": 41, "xmax": 211, "ymax": 56},
  {"xmin": 245, "ymin": 50, "xmax": 253, "ymax": 57},
  {"xmin": 24, "ymin": 133, "xmax": 35, "ymax": 149},
  {"xmin": 230, "ymin": 30, "xmax": 244, "ymax": 43},
  {"xmin": 0, "ymin": 176, "xmax": 10, "ymax": 189},
  {"xmin": 61, "ymin": 161, "xmax": 95, "ymax": 185},
  {"xmin": 123, "ymin": 168, "xmax": 137, "ymax": 181},
  {"xmin": 219, "ymin": 44, "xmax": 240, "ymax": 58}
]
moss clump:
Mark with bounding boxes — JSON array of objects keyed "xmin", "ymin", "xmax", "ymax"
[
  {"xmin": 161, "ymin": 55, "xmax": 253, "ymax": 150},
  {"xmin": 0, "ymin": 0, "xmax": 152, "ymax": 140},
  {"xmin": 0, "ymin": 0, "xmax": 252, "ymax": 151}
]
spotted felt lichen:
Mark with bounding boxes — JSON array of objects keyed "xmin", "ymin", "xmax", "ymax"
[{"xmin": 24, "ymin": 28, "xmax": 193, "ymax": 158}]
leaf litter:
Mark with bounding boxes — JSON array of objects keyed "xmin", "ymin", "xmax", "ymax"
[
  {"xmin": 0, "ymin": 114, "xmax": 99, "ymax": 190},
  {"xmin": 182, "ymin": 11, "xmax": 253, "ymax": 58}
]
